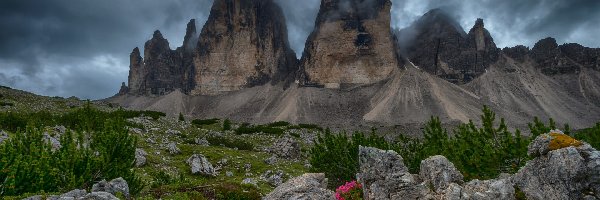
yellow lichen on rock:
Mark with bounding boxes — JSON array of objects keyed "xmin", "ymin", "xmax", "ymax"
[{"xmin": 548, "ymin": 132, "xmax": 582, "ymax": 151}]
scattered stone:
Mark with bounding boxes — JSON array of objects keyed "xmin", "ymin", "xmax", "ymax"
[
  {"xmin": 53, "ymin": 125, "xmax": 67, "ymax": 134},
  {"xmin": 165, "ymin": 129, "xmax": 181, "ymax": 135},
  {"xmin": 128, "ymin": 127, "xmax": 143, "ymax": 134},
  {"xmin": 91, "ymin": 177, "xmax": 130, "ymax": 198},
  {"xmin": 241, "ymin": 178, "xmax": 258, "ymax": 187},
  {"xmin": 244, "ymin": 163, "xmax": 252, "ymax": 172},
  {"xmin": 226, "ymin": 171, "xmax": 234, "ymax": 177},
  {"xmin": 135, "ymin": 148, "xmax": 148, "ymax": 167},
  {"xmin": 42, "ymin": 133, "xmax": 62, "ymax": 150},
  {"xmin": 419, "ymin": 155, "xmax": 464, "ymax": 192},
  {"xmin": 167, "ymin": 142, "xmax": 180, "ymax": 155},
  {"xmin": 0, "ymin": 130, "xmax": 8, "ymax": 144},
  {"xmin": 264, "ymin": 155, "xmax": 278, "ymax": 165},
  {"xmin": 187, "ymin": 154, "xmax": 216, "ymax": 176},
  {"xmin": 270, "ymin": 137, "xmax": 301, "ymax": 159},
  {"xmin": 261, "ymin": 170, "xmax": 285, "ymax": 187},
  {"xmin": 195, "ymin": 137, "xmax": 210, "ymax": 146},
  {"xmin": 22, "ymin": 195, "xmax": 42, "ymax": 200},
  {"xmin": 264, "ymin": 173, "xmax": 335, "ymax": 200}
]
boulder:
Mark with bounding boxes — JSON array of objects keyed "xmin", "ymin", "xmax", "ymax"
[
  {"xmin": 91, "ymin": 177, "xmax": 129, "ymax": 198},
  {"xmin": 195, "ymin": 137, "xmax": 209, "ymax": 146},
  {"xmin": 357, "ymin": 146, "xmax": 431, "ymax": 200},
  {"xmin": 514, "ymin": 131, "xmax": 600, "ymax": 200},
  {"xmin": 241, "ymin": 178, "xmax": 258, "ymax": 187},
  {"xmin": 186, "ymin": 154, "xmax": 216, "ymax": 176},
  {"xmin": 419, "ymin": 155, "xmax": 464, "ymax": 193},
  {"xmin": 135, "ymin": 148, "xmax": 148, "ymax": 167},
  {"xmin": 263, "ymin": 173, "xmax": 335, "ymax": 200},
  {"xmin": 270, "ymin": 137, "xmax": 301, "ymax": 159},
  {"xmin": 0, "ymin": 130, "xmax": 8, "ymax": 144},
  {"xmin": 261, "ymin": 170, "xmax": 286, "ymax": 187},
  {"xmin": 42, "ymin": 133, "xmax": 62, "ymax": 150},
  {"xmin": 167, "ymin": 142, "xmax": 180, "ymax": 155},
  {"xmin": 55, "ymin": 189, "xmax": 87, "ymax": 199}
]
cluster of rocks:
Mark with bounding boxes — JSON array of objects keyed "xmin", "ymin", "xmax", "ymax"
[
  {"xmin": 24, "ymin": 178, "xmax": 129, "ymax": 200},
  {"xmin": 266, "ymin": 130, "xmax": 600, "ymax": 199},
  {"xmin": 268, "ymin": 137, "xmax": 301, "ymax": 159},
  {"xmin": 186, "ymin": 154, "xmax": 217, "ymax": 176}
]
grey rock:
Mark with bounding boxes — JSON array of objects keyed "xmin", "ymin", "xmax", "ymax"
[
  {"xmin": 419, "ymin": 155, "xmax": 464, "ymax": 192},
  {"xmin": 186, "ymin": 154, "xmax": 216, "ymax": 176},
  {"xmin": 42, "ymin": 133, "xmax": 62, "ymax": 150},
  {"xmin": 0, "ymin": 130, "xmax": 8, "ymax": 144},
  {"xmin": 270, "ymin": 137, "xmax": 301, "ymax": 159},
  {"xmin": 241, "ymin": 178, "xmax": 257, "ymax": 187},
  {"xmin": 58, "ymin": 189, "xmax": 87, "ymax": 199},
  {"xmin": 195, "ymin": 137, "xmax": 209, "ymax": 146},
  {"xmin": 167, "ymin": 142, "xmax": 180, "ymax": 155},
  {"xmin": 135, "ymin": 148, "xmax": 148, "ymax": 167},
  {"xmin": 80, "ymin": 192, "xmax": 119, "ymax": 200},
  {"xmin": 91, "ymin": 177, "xmax": 129, "ymax": 198},
  {"xmin": 527, "ymin": 130, "xmax": 560, "ymax": 157},
  {"xmin": 244, "ymin": 163, "xmax": 252, "ymax": 172},
  {"xmin": 21, "ymin": 195, "xmax": 43, "ymax": 200},
  {"xmin": 357, "ymin": 146, "xmax": 431, "ymax": 200},
  {"xmin": 515, "ymin": 146, "xmax": 589, "ymax": 200},
  {"xmin": 165, "ymin": 129, "xmax": 181, "ymax": 135},
  {"xmin": 128, "ymin": 127, "xmax": 143, "ymax": 134},
  {"xmin": 264, "ymin": 155, "xmax": 278, "ymax": 165},
  {"xmin": 226, "ymin": 171, "xmax": 234, "ymax": 177},
  {"xmin": 53, "ymin": 125, "xmax": 67, "ymax": 134},
  {"xmin": 261, "ymin": 170, "xmax": 285, "ymax": 187},
  {"xmin": 264, "ymin": 173, "xmax": 335, "ymax": 200},
  {"xmin": 462, "ymin": 178, "xmax": 515, "ymax": 200}
]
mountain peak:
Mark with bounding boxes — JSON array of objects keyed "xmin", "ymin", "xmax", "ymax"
[{"xmin": 152, "ymin": 30, "xmax": 163, "ymax": 39}]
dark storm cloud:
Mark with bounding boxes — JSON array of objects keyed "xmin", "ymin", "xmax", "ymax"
[
  {"xmin": 0, "ymin": 0, "xmax": 213, "ymax": 99},
  {"xmin": 1, "ymin": 0, "xmax": 598, "ymax": 99}
]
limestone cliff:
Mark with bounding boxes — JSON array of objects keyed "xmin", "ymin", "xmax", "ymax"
[
  {"xmin": 298, "ymin": 0, "xmax": 402, "ymax": 89},
  {"xmin": 397, "ymin": 9, "xmax": 499, "ymax": 84},
  {"xmin": 191, "ymin": 0, "xmax": 298, "ymax": 95}
]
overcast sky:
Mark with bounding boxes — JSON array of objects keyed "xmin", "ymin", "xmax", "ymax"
[{"xmin": 1, "ymin": 0, "xmax": 599, "ymax": 100}]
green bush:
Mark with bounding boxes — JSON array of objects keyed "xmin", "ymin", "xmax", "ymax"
[
  {"xmin": 574, "ymin": 123, "xmax": 600, "ymax": 149},
  {"xmin": 235, "ymin": 123, "xmax": 284, "ymax": 135},
  {"xmin": 267, "ymin": 121, "xmax": 290, "ymax": 127},
  {"xmin": 223, "ymin": 119, "xmax": 232, "ymax": 131},
  {"xmin": 192, "ymin": 118, "xmax": 220, "ymax": 126},
  {"xmin": 309, "ymin": 130, "xmax": 390, "ymax": 188},
  {"xmin": 395, "ymin": 106, "xmax": 529, "ymax": 180},
  {"xmin": 0, "ymin": 120, "xmax": 143, "ymax": 196},
  {"xmin": 179, "ymin": 113, "xmax": 185, "ymax": 121},
  {"xmin": 288, "ymin": 123, "xmax": 323, "ymax": 131},
  {"xmin": 0, "ymin": 101, "xmax": 14, "ymax": 106},
  {"xmin": 206, "ymin": 136, "xmax": 254, "ymax": 151}
]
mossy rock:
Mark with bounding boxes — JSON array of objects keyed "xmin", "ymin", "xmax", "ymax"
[{"xmin": 548, "ymin": 132, "xmax": 582, "ymax": 151}]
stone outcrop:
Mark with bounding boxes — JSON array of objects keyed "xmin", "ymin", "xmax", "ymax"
[
  {"xmin": 187, "ymin": 154, "xmax": 217, "ymax": 176},
  {"xmin": 92, "ymin": 177, "xmax": 130, "ymax": 198},
  {"xmin": 191, "ymin": 0, "xmax": 298, "ymax": 95},
  {"xmin": 419, "ymin": 155, "xmax": 463, "ymax": 193},
  {"xmin": 356, "ymin": 146, "xmax": 430, "ymax": 199},
  {"xmin": 263, "ymin": 173, "xmax": 335, "ymax": 200},
  {"xmin": 529, "ymin": 37, "xmax": 600, "ymax": 75},
  {"xmin": 397, "ymin": 9, "xmax": 500, "ymax": 84},
  {"xmin": 298, "ymin": 0, "xmax": 402, "ymax": 89},
  {"xmin": 269, "ymin": 137, "xmax": 301, "ymax": 159},
  {"xmin": 514, "ymin": 130, "xmax": 600, "ymax": 200},
  {"xmin": 135, "ymin": 148, "xmax": 147, "ymax": 167}
]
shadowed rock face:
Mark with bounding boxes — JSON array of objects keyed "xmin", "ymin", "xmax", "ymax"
[
  {"xmin": 191, "ymin": 0, "xmax": 298, "ymax": 95},
  {"xmin": 298, "ymin": 0, "xmax": 402, "ymax": 89},
  {"xmin": 397, "ymin": 9, "xmax": 499, "ymax": 84}
]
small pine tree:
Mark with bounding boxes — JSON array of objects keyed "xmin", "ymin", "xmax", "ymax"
[
  {"xmin": 223, "ymin": 119, "xmax": 232, "ymax": 131},
  {"xmin": 179, "ymin": 113, "xmax": 185, "ymax": 121}
]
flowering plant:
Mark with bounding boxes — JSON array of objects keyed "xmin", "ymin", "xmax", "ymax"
[{"xmin": 335, "ymin": 180, "xmax": 363, "ymax": 200}]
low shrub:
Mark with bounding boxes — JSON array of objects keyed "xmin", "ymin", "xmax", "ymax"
[
  {"xmin": 223, "ymin": 119, "xmax": 232, "ymax": 131},
  {"xmin": 0, "ymin": 101, "xmax": 14, "ymax": 106},
  {"xmin": 192, "ymin": 118, "xmax": 220, "ymax": 126},
  {"xmin": 289, "ymin": 123, "xmax": 323, "ymax": 131},
  {"xmin": 574, "ymin": 123, "xmax": 600, "ymax": 149},
  {"xmin": 206, "ymin": 136, "xmax": 254, "ymax": 151},
  {"xmin": 235, "ymin": 123, "xmax": 284, "ymax": 135},
  {"xmin": 267, "ymin": 121, "xmax": 290, "ymax": 127}
]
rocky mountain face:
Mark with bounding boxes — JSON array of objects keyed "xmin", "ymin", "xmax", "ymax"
[
  {"xmin": 297, "ymin": 0, "xmax": 402, "ymax": 89},
  {"xmin": 191, "ymin": 0, "xmax": 298, "ymax": 95},
  {"xmin": 396, "ymin": 9, "xmax": 499, "ymax": 84},
  {"xmin": 127, "ymin": 20, "xmax": 197, "ymax": 96},
  {"xmin": 125, "ymin": 0, "xmax": 297, "ymax": 96}
]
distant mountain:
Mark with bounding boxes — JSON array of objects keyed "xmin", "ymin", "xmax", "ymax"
[{"xmin": 110, "ymin": 0, "xmax": 600, "ymax": 132}]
